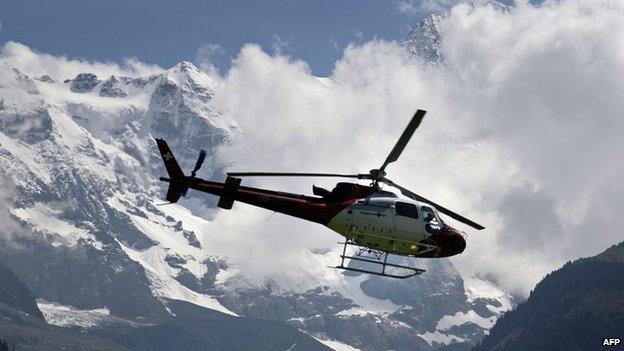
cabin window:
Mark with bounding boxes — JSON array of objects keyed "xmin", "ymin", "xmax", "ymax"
[{"xmin": 395, "ymin": 202, "xmax": 419, "ymax": 219}]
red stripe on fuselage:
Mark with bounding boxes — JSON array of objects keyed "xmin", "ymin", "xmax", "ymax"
[{"xmin": 190, "ymin": 179, "xmax": 367, "ymax": 225}]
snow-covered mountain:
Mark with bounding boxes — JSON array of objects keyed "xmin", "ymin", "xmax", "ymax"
[
  {"xmin": 0, "ymin": 59, "xmax": 236, "ymax": 318},
  {"xmin": 0, "ymin": 15, "xmax": 515, "ymax": 349}
]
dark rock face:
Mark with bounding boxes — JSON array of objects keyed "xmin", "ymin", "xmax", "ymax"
[
  {"xmin": 63, "ymin": 300, "xmax": 330, "ymax": 351},
  {"xmin": 0, "ymin": 303, "xmax": 135, "ymax": 351},
  {"xmin": 361, "ymin": 259, "xmax": 468, "ymax": 330},
  {"xmin": 38, "ymin": 75, "xmax": 55, "ymax": 83},
  {"xmin": 0, "ymin": 261, "xmax": 134, "ymax": 350},
  {"xmin": 218, "ymin": 260, "xmax": 512, "ymax": 351},
  {"xmin": 99, "ymin": 76, "xmax": 128, "ymax": 97},
  {"xmin": 0, "ymin": 298, "xmax": 332, "ymax": 351},
  {"xmin": 297, "ymin": 313, "xmax": 432, "ymax": 351},
  {"xmin": 435, "ymin": 343, "xmax": 472, "ymax": 351},
  {"xmin": 474, "ymin": 242, "xmax": 624, "ymax": 351},
  {"xmin": 0, "ymin": 261, "xmax": 44, "ymax": 320},
  {"xmin": 220, "ymin": 285, "xmax": 357, "ymax": 322},
  {"xmin": 0, "ymin": 107, "xmax": 53, "ymax": 143},
  {"xmin": 172, "ymin": 221, "xmax": 202, "ymax": 248},
  {"xmin": 0, "ymin": 242, "xmax": 167, "ymax": 320},
  {"xmin": 70, "ymin": 73, "xmax": 101, "ymax": 93}
]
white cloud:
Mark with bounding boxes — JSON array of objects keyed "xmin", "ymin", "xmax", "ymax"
[
  {"xmin": 437, "ymin": 0, "xmax": 624, "ymax": 292},
  {"xmin": 271, "ymin": 35, "xmax": 291, "ymax": 56},
  {"xmin": 0, "ymin": 174, "xmax": 28, "ymax": 250},
  {"xmin": 0, "ymin": 41, "xmax": 163, "ymax": 81},
  {"xmin": 195, "ymin": 42, "xmax": 224, "ymax": 77}
]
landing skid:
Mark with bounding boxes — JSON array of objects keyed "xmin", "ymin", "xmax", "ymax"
[{"xmin": 335, "ymin": 240, "xmax": 426, "ymax": 279}]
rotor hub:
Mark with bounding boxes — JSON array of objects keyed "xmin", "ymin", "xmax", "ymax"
[{"xmin": 368, "ymin": 169, "xmax": 386, "ymax": 180}]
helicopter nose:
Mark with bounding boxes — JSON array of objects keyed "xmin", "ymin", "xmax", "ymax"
[
  {"xmin": 442, "ymin": 225, "xmax": 466, "ymax": 255},
  {"xmin": 455, "ymin": 232, "xmax": 466, "ymax": 254}
]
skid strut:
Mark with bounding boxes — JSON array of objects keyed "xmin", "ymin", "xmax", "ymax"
[{"xmin": 335, "ymin": 240, "xmax": 425, "ymax": 279}]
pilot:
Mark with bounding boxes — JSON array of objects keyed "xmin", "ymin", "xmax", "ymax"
[{"xmin": 423, "ymin": 208, "xmax": 442, "ymax": 234}]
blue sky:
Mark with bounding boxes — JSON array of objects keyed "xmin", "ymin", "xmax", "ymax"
[{"xmin": 0, "ymin": 0, "xmax": 428, "ymax": 76}]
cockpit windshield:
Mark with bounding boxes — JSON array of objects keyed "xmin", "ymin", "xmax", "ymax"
[
  {"xmin": 421, "ymin": 205, "xmax": 442, "ymax": 234},
  {"xmin": 421, "ymin": 206, "xmax": 439, "ymax": 223}
]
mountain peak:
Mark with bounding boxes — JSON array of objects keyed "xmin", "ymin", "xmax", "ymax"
[
  {"xmin": 70, "ymin": 72, "xmax": 101, "ymax": 93},
  {"xmin": 404, "ymin": 12, "xmax": 446, "ymax": 64},
  {"xmin": 162, "ymin": 60, "xmax": 217, "ymax": 90},
  {"xmin": 171, "ymin": 60, "xmax": 199, "ymax": 72},
  {"xmin": 404, "ymin": 0, "xmax": 507, "ymax": 64}
]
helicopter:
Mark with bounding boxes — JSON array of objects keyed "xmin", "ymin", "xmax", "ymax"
[{"xmin": 155, "ymin": 109, "xmax": 484, "ymax": 278}]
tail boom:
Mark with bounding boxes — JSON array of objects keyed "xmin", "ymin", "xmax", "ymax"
[
  {"xmin": 154, "ymin": 138, "xmax": 356, "ymax": 221},
  {"xmin": 189, "ymin": 178, "xmax": 356, "ymax": 225}
]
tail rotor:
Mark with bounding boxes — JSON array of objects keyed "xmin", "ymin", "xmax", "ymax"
[
  {"xmin": 190, "ymin": 150, "xmax": 206, "ymax": 179},
  {"xmin": 154, "ymin": 138, "xmax": 206, "ymax": 203}
]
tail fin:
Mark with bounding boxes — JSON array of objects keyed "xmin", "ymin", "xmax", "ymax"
[
  {"xmin": 155, "ymin": 138, "xmax": 186, "ymax": 203},
  {"xmin": 155, "ymin": 138, "xmax": 185, "ymax": 180}
]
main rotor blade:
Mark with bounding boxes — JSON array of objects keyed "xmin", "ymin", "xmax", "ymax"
[
  {"xmin": 227, "ymin": 172, "xmax": 362, "ymax": 179},
  {"xmin": 381, "ymin": 178, "xmax": 485, "ymax": 230},
  {"xmin": 380, "ymin": 109, "xmax": 426, "ymax": 172}
]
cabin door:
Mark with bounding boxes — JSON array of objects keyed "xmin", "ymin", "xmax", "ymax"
[{"xmin": 393, "ymin": 202, "xmax": 423, "ymax": 240}]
